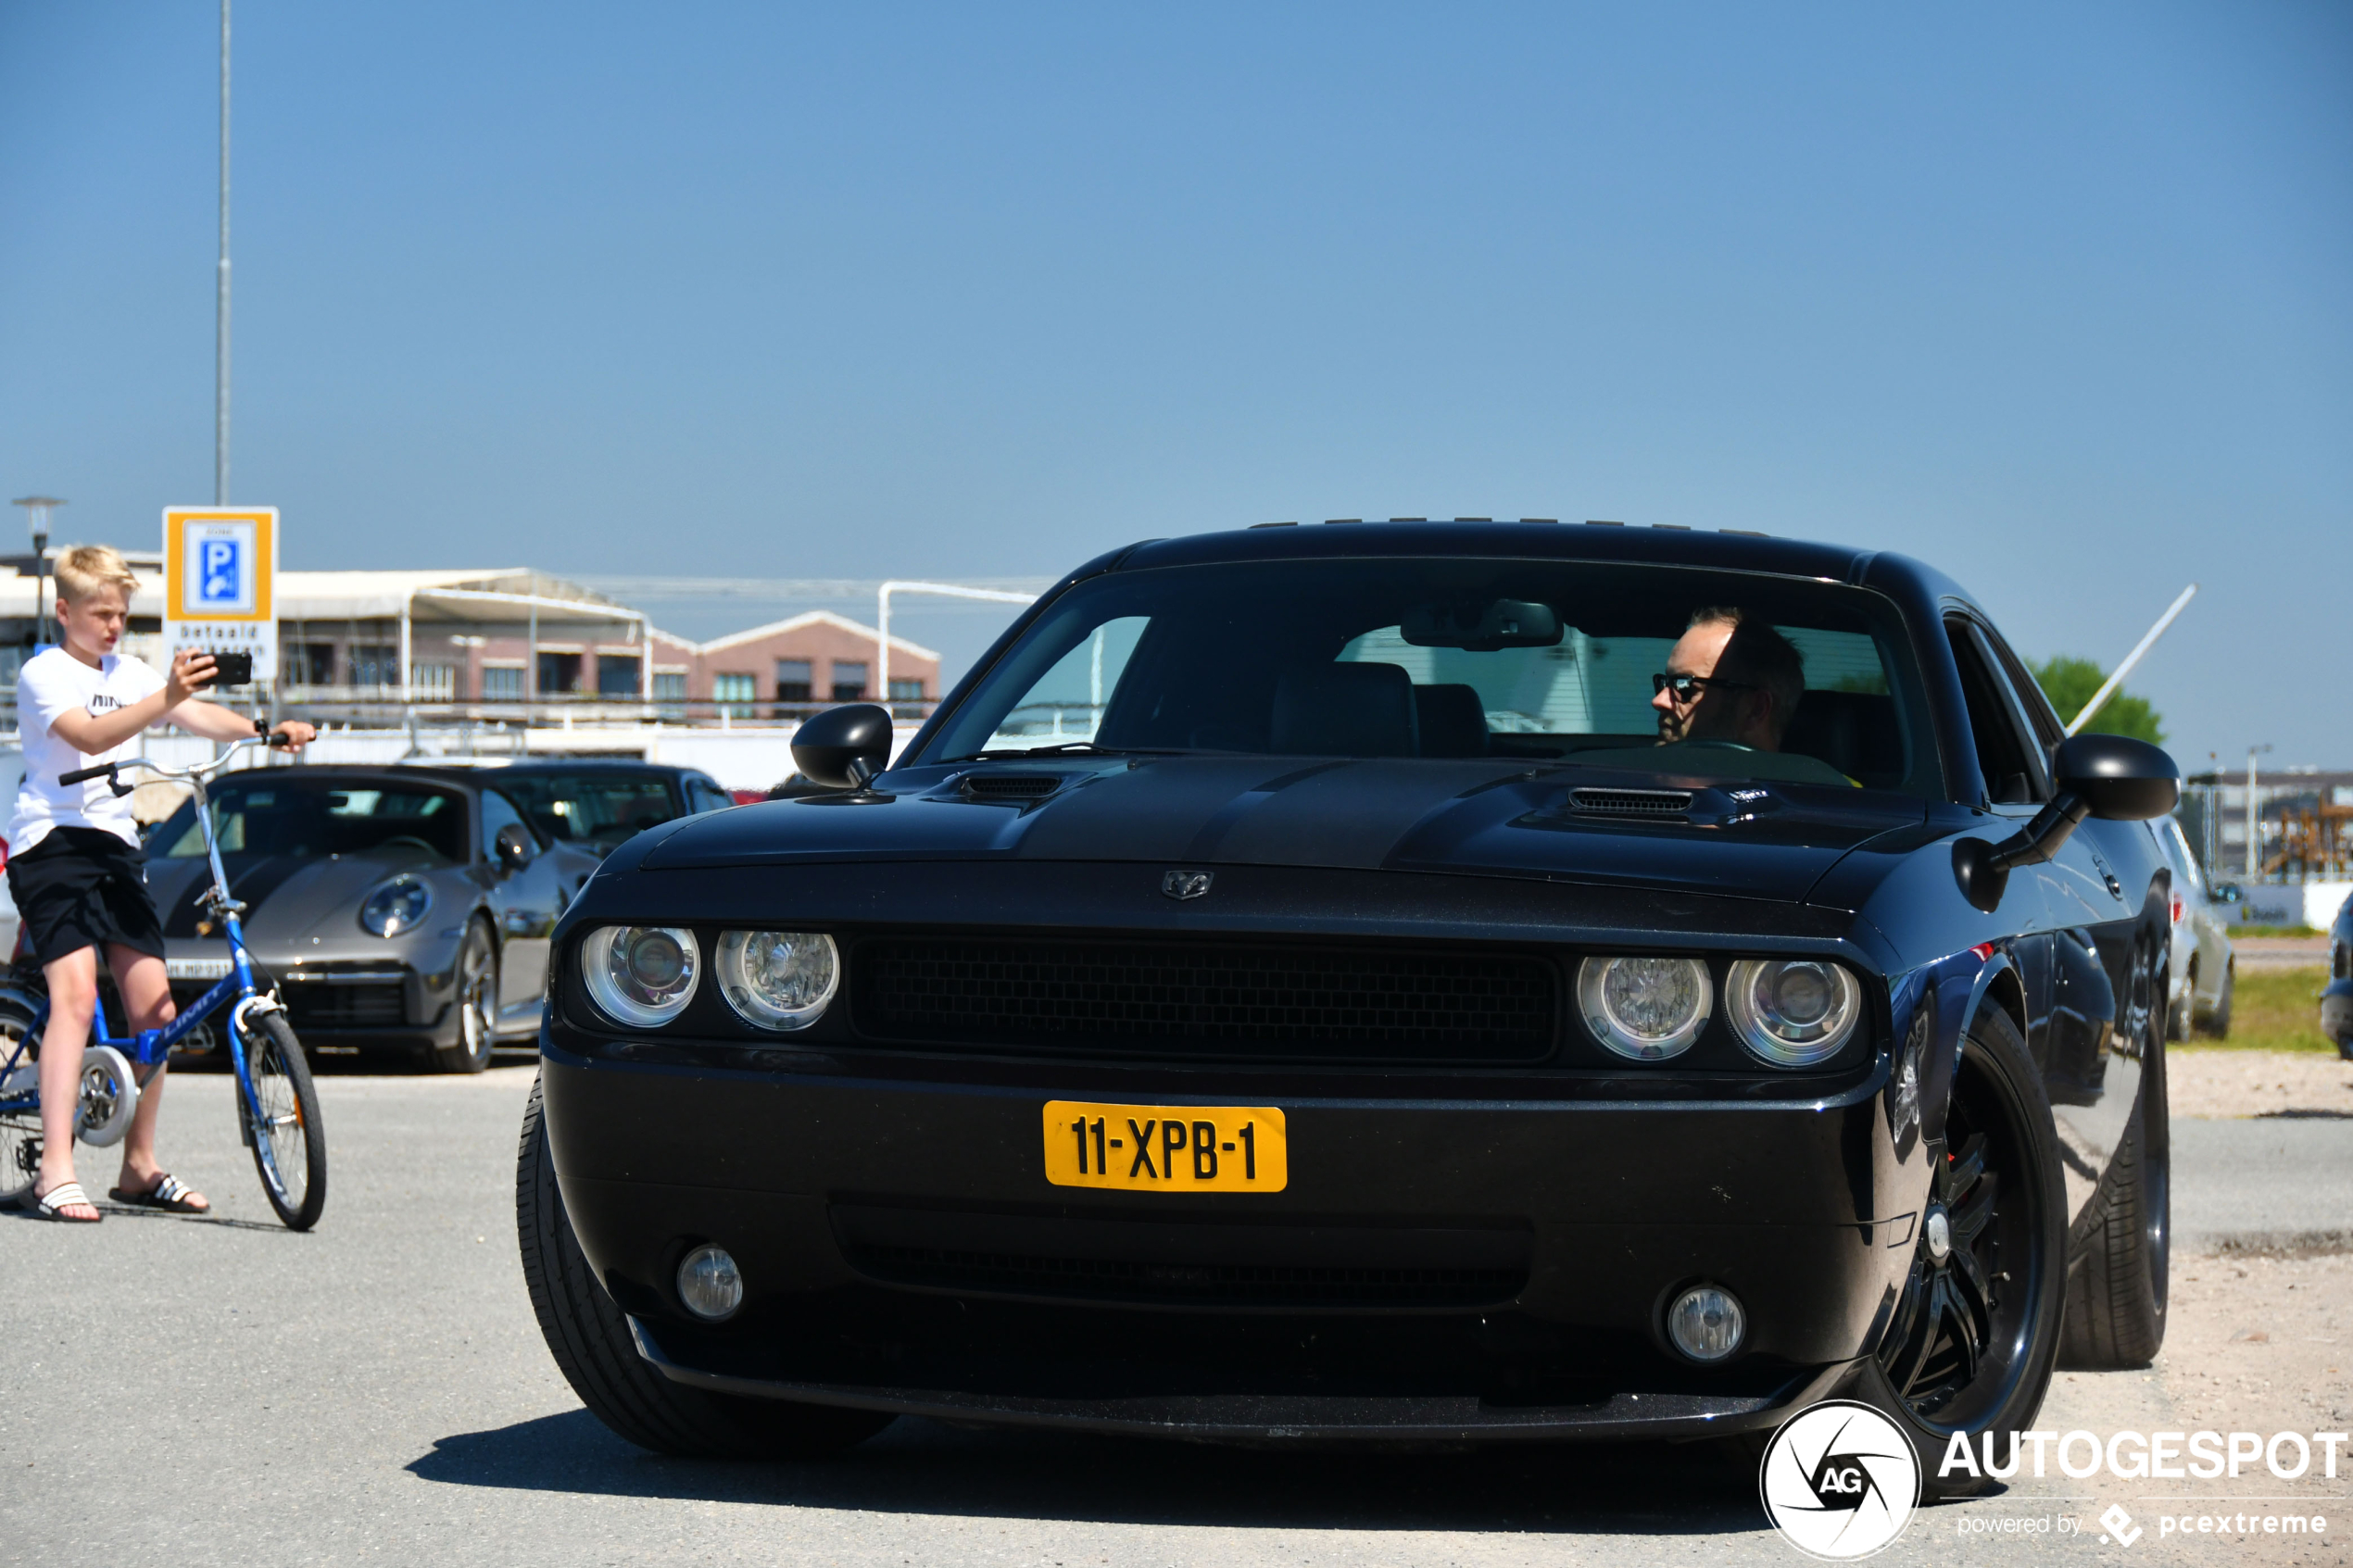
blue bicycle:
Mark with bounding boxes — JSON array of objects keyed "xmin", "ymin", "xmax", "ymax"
[{"xmin": 0, "ymin": 737, "xmax": 326, "ymax": 1230}]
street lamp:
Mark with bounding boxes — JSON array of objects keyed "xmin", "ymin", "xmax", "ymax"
[{"xmin": 10, "ymin": 496, "xmax": 64, "ymax": 650}]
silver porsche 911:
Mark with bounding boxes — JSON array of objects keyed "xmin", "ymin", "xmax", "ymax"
[{"xmin": 144, "ymin": 765, "xmax": 603, "ymax": 1072}]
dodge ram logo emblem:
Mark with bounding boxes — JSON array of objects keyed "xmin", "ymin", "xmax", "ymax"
[{"xmin": 1161, "ymin": 870, "xmax": 1214, "ymax": 901}]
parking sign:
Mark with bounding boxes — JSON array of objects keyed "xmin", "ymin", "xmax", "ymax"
[{"xmin": 164, "ymin": 507, "xmax": 277, "ymax": 682}]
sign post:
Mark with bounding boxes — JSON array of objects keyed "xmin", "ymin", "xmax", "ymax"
[{"xmin": 163, "ymin": 507, "xmax": 277, "ymax": 689}]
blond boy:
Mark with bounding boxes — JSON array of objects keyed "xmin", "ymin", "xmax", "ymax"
[{"xmin": 9, "ymin": 545, "xmax": 313, "ymax": 1222}]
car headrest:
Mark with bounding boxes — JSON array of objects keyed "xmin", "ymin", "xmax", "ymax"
[
  {"xmin": 1415, "ymin": 684, "xmax": 1490, "ymax": 758},
  {"xmin": 1270, "ymin": 663, "xmax": 1421, "ymax": 758},
  {"xmin": 1780, "ymin": 689, "xmax": 1905, "ymax": 787}
]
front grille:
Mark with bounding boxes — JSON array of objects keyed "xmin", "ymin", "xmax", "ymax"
[
  {"xmin": 1567, "ymin": 787, "xmax": 1692, "ymax": 818},
  {"xmin": 846, "ymin": 1242, "xmax": 1528, "ymax": 1308},
  {"xmin": 852, "ymin": 937, "xmax": 1557, "ymax": 1060},
  {"xmin": 281, "ymin": 981, "xmax": 407, "ymax": 1029},
  {"xmin": 961, "ymin": 774, "xmax": 1063, "ymax": 801}
]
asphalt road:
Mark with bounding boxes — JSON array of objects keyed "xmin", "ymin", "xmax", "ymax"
[{"xmin": 2, "ymin": 1060, "xmax": 2342, "ymax": 1568}]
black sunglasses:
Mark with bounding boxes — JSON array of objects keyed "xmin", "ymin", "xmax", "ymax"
[{"xmin": 1652, "ymin": 671, "xmax": 1756, "ymax": 702}]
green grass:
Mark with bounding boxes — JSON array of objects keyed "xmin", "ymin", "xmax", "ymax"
[
  {"xmin": 2226, "ymin": 924, "xmax": 2324, "ymax": 939},
  {"xmin": 2177, "ymin": 966, "xmax": 2341, "ymax": 1054}
]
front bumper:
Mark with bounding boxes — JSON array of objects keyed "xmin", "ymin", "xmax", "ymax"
[
  {"xmin": 543, "ymin": 1032, "xmax": 1925, "ymax": 1441},
  {"xmin": 163, "ymin": 937, "xmax": 465, "ymax": 1050}
]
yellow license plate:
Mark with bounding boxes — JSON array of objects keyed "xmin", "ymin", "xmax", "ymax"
[{"xmin": 1042, "ymin": 1101, "xmax": 1288, "ymax": 1193}]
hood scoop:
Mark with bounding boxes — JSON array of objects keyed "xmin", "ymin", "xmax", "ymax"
[
  {"xmin": 1567, "ymin": 786, "xmax": 1693, "ymax": 819},
  {"xmin": 959, "ymin": 773, "xmax": 1066, "ymax": 804}
]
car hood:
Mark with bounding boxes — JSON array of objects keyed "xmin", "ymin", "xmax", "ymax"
[
  {"xmin": 148, "ymin": 847, "xmax": 460, "ymax": 942},
  {"xmin": 635, "ymin": 757, "xmax": 1931, "ymax": 908}
]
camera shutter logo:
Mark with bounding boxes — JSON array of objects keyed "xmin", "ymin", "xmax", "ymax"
[{"xmin": 1757, "ymin": 1400, "xmax": 1919, "ymax": 1559}]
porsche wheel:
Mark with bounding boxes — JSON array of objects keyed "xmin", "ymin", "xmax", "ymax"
[
  {"xmin": 515, "ymin": 1073, "xmax": 894, "ymax": 1460},
  {"xmin": 435, "ymin": 921, "xmax": 498, "ymax": 1075},
  {"xmin": 1857, "ymin": 1006, "xmax": 2067, "ymax": 1500}
]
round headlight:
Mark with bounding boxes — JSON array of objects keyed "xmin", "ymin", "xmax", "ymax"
[
  {"xmin": 581, "ymin": 925, "xmax": 700, "ymax": 1027},
  {"xmin": 1727, "ymin": 958, "xmax": 1861, "ymax": 1066},
  {"xmin": 359, "ymin": 876, "xmax": 432, "ymax": 937},
  {"xmin": 1578, "ymin": 956, "xmax": 1712, "ymax": 1060},
  {"xmin": 716, "ymin": 930, "xmax": 838, "ymax": 1031}
]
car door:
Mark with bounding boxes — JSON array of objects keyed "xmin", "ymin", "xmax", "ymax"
[
  {"xmin": 1972, "ymin": 619, "xmax": 2152, "ymax": 1212},
  {"xmin": 480, "ymin": 787, "xmax": 566, "ymax": 1028},
  {"xmin": 1943, "ymin": 616, "xmax": 2060, "ymax": 1056}
]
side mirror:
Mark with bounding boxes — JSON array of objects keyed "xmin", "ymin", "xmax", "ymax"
[
  {"xmin": 2051, "ymin": 734, "xmax": 2179, "ymax": 822},
  {"xmin": 494, "ymin": 821, "xmax": 535, "ymax": 872},
  {"xmin": 1954, "ymin": 734, "xmax": 2180, "ymax": 912},
  {"xmin": 790, "ymin": 703, "xmax": 894, "ymax": 792}
]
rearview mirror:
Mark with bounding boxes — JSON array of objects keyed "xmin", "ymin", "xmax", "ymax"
[
  {"xmin": 2052, "ymin": 734, "xmax": 2179, "ymax": 822},
  {"xmin": 791, "ymin": 704, "xmax": 895, "ymax": 792},
  {"xmin": 1400, "ymin": 598, "xmax": 1563, "ymax": 651}
]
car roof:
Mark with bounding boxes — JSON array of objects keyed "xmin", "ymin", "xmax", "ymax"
[{"xmin": 1105, "ymin": 521, "xmax": 1970, "ymax": 613}]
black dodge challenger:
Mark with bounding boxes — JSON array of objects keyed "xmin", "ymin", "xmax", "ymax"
[{"xmin": 517, "ymin": 521, "xmax": 2178, "ymax": 1494}]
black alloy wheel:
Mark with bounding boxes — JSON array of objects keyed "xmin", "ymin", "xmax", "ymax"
[
  {"xmin": 1861, "ymin": 1005, "xmax": 2066, "ymax": 1500},
  {"xmin": 436, "ymin": 921, "xmax": 498, "ymax": 1075}
]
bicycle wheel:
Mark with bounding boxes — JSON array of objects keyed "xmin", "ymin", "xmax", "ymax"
[
  {"xmin": 0, "ymin": 993, "xmax": 39, "ymax": 1210},
  {"xmin": 240, "ymin": 1009, "xmax": 327, "ymax": 1230}
]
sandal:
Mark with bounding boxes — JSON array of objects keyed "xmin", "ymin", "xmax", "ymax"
[
  {"xmin": 108, "ymin": 1173, "xmax": 209, "ymax": 1214},
  {"xmin": 34, "ymin": 1181, "xmax": 103, "ymax": 1223}
]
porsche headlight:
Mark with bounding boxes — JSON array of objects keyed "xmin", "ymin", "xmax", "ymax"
[
  {"xmin": 1578, "ymin": 956, "xmax": 1712, "ymax": 1060},
  {"xmin": 582, "ymin": 925, "xmax": 700, "ymax": 1027},
  {"xmin": 359, "ymin": 876, "xmax": 432, "ymax": 937},
  {"xmin": 1726, "ymin": 958, "xmax": 1861, "ymax": 1067},
  {"xmin": 716, "ymin": 930, "xmax": 838, "ymax": 1031}
]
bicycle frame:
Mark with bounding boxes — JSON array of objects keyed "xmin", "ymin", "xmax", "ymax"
[{"xmin": 0, "ymin": 738, "xmax": 294, "ymax": 1185}]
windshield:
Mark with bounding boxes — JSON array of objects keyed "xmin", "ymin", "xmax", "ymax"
[
  {"xmin": 157, "ymin": 778, "xmax": 468, "ymax": 862},
  {"xmin": 924, "ymin": 558, "xmax": 1941, "ymax": 795},
  {"xmin": 488, "ymin": 771, "xmax": 680, "ymax": 850}
]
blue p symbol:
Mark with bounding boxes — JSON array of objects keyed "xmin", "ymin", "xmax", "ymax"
[{"xmin": 199, "ymin": 539, "xmax": 239, "ymax": 604}]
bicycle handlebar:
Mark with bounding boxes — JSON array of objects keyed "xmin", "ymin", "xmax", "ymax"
[{"xmin": 57, "ymin": 733, "xmax": 288, "ymax": 789}]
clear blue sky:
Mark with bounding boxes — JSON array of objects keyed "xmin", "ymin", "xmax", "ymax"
[{"xmin": 3, "ymin": 2, "xmax": 2347, "ymax": 771}]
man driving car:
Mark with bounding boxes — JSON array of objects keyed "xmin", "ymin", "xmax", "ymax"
[{"xmin": 1651, "ymin": 606, "xmax": 1806, "ymax": 751}]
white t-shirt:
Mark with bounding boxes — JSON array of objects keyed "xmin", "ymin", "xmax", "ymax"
[{"xmin": 9, "ymin": 647, "xmax": 168, "ymax": 853}]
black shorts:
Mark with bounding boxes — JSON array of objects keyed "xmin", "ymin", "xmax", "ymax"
[{"xmin": 6, "ymin": 827, "xmax": 168, "ymax": 968}]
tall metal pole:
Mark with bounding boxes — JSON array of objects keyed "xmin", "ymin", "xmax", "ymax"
[
  {"xmin": 216, "ymin": 0, "xmax": 232, "ymax": 505},
  {"xmin": 2246, "ymin": 745, "xmax": 2271, "ymax": 878}
]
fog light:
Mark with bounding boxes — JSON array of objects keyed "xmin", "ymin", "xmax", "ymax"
[
  {"xmin": 676, "ymin": 1244, "xmax": 743, "ymax": 1322},
  {"xmin": 1666, "ymin": 1283, "xmax": 1746, "ymax": 1362}
]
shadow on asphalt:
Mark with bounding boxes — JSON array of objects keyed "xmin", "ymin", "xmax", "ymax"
[{"xmin": 408, "ymin": 1410, "xmax": 1766, "ymax": 1535}]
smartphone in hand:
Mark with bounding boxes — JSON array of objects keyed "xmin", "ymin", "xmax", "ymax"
[{"xmin": 205, "ymin": 650, "xmax": 254, "ymax": 687}]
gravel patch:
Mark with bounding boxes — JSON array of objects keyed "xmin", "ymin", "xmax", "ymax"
[{"xmin": 2171, "ymin": 1049, "xmax": 2353, "ymax": 1121}]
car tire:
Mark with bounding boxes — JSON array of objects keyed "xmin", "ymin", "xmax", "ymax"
[
  {"xmin": 2059, "ymin": 1017, "xmax": 2169, "ymax": 1369},
  {"xmin": 434, "ymin": 921, "xmax": 498, "ymax": 1075},
  {"xmin": 2202, "ymin": 961, "xmax": 2233, "ymax": 1039},
  {"xmin": 515, "ymin": 1073, "xmax": 895, "ymax": 1460},
  {"xmin": 1856, "ymin": 1005, "xmax": 2067, "ymax": 1501}
]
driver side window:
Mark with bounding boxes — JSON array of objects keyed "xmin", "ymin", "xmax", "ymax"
[
  {"xmin": 1944, "ymin": 618, "xmax": 2042, "ymax": 806},
  {"xmin": 480, "ymin": 789, "xmax": 534, "ymax": 860}
]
